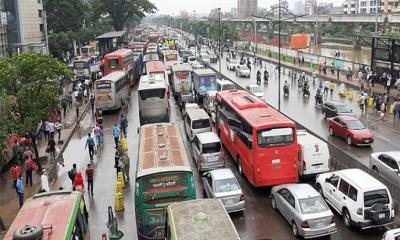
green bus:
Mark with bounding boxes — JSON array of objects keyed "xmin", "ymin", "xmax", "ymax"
[
  {"xmin": 4, "ymin": 190, "xmax": 89, "ymax": 240},
  {"xmin": 135, "ymin": 123, "xmax": 196, "ymax": 240}
]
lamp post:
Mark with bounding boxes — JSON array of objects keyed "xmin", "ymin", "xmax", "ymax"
[
  {"xmin": 218, "ymin": 8, "xmax": 222, "ymax": 73},
  {"xmin": 253, "ymin": 18, "xmax": 257, "ymax": 58}
]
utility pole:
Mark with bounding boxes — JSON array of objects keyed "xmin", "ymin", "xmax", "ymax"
[
  {"xmin": 253, "ymin": 18, "xmax": 257, "ymax": 58},
  {"xmin": 218, "ymin": 8, "xmax": 222, "ymax": 73}
]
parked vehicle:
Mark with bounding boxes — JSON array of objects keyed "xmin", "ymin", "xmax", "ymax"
[
  {"xmin": 297, "ymin": 130, "xmax": 330, "ymax": 178},
  {"xmin": 208, "ymin": 51, "xmax": 218, "ymax": 63},
  {"xmin": 192, "ymin": 132, "xmax": 224, "ymax": 172},
  {"xmin": 382, "ymin": 228, "xmax": 400, "ymax": 240},
  {"xmin": 202, "ymin": 168, "xmax": 245, "ymax": 213},
  {"xmin": 236, "ymin": 65, "xmax": 251, "ymax": 78},
  {"xmin": 171, "ymin": 64, "xmax": 192, "ymax": 97},
  {"xmin": 316, "ymin": 169, "xmax": 395, "ymax": 229},
  {"xmin": 245, "ymin": 84, "xmax": 264, "ymax": 100},
  {"xmin": 322, "ymin": 101, "xmax": 355, "ymax": 120},
  {"xmin": 226, "ymin": 59, "xmax": 240, "ymax": 70},
  {"xmin": 200, "ymin": 53, "xmax": 211, "ymax": 64},
  {"xmin": 369, "ymin": 151, "xmax": 400, "ymax": 184},
  {"xmin": 184, "ymin": 108, "xmax": 211, "ymax": 141},
  {"xmin": 270, "ymin": 183, "xmax": 337, "ymax": 238},
  {"xmin": 328, "ymin": 116, "xmax": 374, "ymax": 146},
  {"xmin": 192, "ymin": 69, "xmax": 217, "ymax": 102},
  {"xmin": 216, "ymin": 79, "xmax": 235, "ymax": 92}
]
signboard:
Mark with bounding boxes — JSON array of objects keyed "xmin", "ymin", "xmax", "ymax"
[
  {"xmin": 1, "ymin": 12, "xmax": 7, "ymax": 25},
  {"xmin": 374, "ymin": 48, "xmax": 390, "ymax": 62}
]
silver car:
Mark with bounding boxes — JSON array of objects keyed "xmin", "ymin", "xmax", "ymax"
[
  {"xmin": 202, "ymin": 168, "xmax": 245, "ymax": 213},
  {"xmin": 369, "ymin": 151, "xmax": 400, "ymax": 184},
  {"xmin": 270, "ymin": 183, "xmax": 337, "ymax": 239},
  {"xmin": 245, "ymin": 84, "xmax": 264, "ymax": 100},
  {"xmin": 236, "ymin": 65, "xmax": 251, "ymax": 78}
]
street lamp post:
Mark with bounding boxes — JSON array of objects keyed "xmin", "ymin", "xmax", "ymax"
[{"xmin": 278, "ymin": 0, "xmax": 281, "ymax": 111}]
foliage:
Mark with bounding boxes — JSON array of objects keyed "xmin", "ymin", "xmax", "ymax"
[
  {"xmin": 44, "ymin": 0, "xmax": 87, "ymax": 33},
  {"xmin": 91, "ymin": 0, "xmax": 157, "ymax": 31},
  {"xmin": 48, "ymin": 32, "xmax": 72, "ymax": 60}
]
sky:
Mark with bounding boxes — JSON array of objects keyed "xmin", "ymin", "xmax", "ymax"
[{"xmin": 149, "ymin": 0, "xmax": 340, "ymax": 16}]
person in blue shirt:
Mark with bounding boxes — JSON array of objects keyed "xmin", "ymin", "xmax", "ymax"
[
  {"xmin": 113, "ymin": 124, "xmax": 120, "ymax": 148},
  {"xmin": 85, "ymin": 133, "xmax": 95, "ymax": 161},
  {"xmin": 16, "ymin": 175, "xmax": 24, "ymax": 208}
]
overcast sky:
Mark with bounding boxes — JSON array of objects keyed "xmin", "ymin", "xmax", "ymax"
[{"xmin": 149, "ymin": 0, "xmax": 340, "ymax": 16}]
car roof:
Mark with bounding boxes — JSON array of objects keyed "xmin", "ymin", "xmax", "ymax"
[
  {"xmin": 372, "ymin": 151, "xmax": 400, "ymax": 160},
  {"xmin": 196, "ymin": 132, "xmax": 220, "ymax": 144},
  {"xmin": 210, "ymin": 168, "xmax": 236, "ymax": 181},
  {"xmin": 336, "ymin": 115, "xmax": 358, "ymax": 121},
  {"xmin": 336, "ymin": 168, "xmax": 387, "ymax": 190},
  {"xmin": 285, "ymin": 184, "xmax": 320, "ymax": 199},
  {"xmin": 325, "ymin": 100, "xmax": 346, "ymax": 106}
]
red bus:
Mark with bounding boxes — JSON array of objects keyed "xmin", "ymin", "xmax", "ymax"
[
  {"xmin": 103, "ymin": 48, "xmax": 138, "ymax": 87},
  {"xmin": 216, "ymin": 90, "xmax": 299, "ymax": 187},
  {"xmin": 145, "ymin": 60, "xmax": 170, "ymax": 99}
]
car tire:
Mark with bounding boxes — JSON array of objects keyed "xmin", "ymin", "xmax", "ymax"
[
  {"xmin": 323, "ymin": 111, "xmax": 327, "ymax": 120},
  {"xmin": 13, "ymin": 225, "xmax": 43, "ymax": 240},
  {"xmin": 271, "ymin": 196, "xmax": 277, "ymax": 210},
  {"xmin": 237, "ymin": 157, "xmax": 243, "ymax": 176},
  {"xmin": 343, "ymin": 208, "xmax": 353, "ymax": 228},
  {"xmin": 346, "ymin": 136, "xmax": 352, "ymax": 146},
  {"xmin": 372, "ymin": 166, "xmax": 379, "ymax": 174},
  {"xmin": 292, "ymin": 221, "xmax": 299, "ymax": 237},
  {"xmin": 316, "ymin": 183, "xmax": 324, "ymax": 198},
  {"xmin": 329, "ymin": 127, "xmax": 334, "ymax": 136}
]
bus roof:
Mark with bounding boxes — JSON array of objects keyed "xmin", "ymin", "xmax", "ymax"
[
  {"xmin": 137, "ymin": 123, "xmax": 191, "ymax": 177},
  {"xmin": 217, "ymin": 90, "xmax": 295, "ymax": 129},
  {"xmin": 167, "ymin": 199, "xmax": 240, "ymax": 240},
  {"xmin": 104, "ymin": 48, "xmax": 133, "ymax": 58},
  {"xmin": 146, "ymin": 60, "xmax": 166, "ymax": 74},
  {"xmin": 4, "ymin": 191, "xmax": 81, "ymax": 240},
  {"xmin": 99, "ymin": 71, "xmax": 126, "ymax": 82},
  {"xmin": 172, "ymin": 64, "xmax": 192, "ymax": 72},
  {"xmin": 138, "ymin": 75, "xmax": 167, "ymax": 91},
  {"xmin": 192, "ymin": 68, "xmax": 216, "ymax": 77}
]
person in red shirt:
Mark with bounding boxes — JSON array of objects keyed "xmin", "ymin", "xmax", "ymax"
[
  {"xmin": 10, "ymin": 164, "xmax": 21, "ymax": 189},
  {"xmin": 74, "ymin": 172, "xmax": 85, "ymax": 194},
  {"xmin": 85, "ymin": 164, "xmax": 94, "ymax": 196}
]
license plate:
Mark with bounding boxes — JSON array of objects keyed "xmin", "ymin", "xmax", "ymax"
[
  {"xmin": 314, "ymin": 165, "xmax": 320, "ymax": 169},
  {"xmin": 365, "ymin": 140, "xmax": 369, "ymax": 143},
  {"xmin": 379, "ymin": 213, "xmax": 385, "ymax": 219},
  {"xmin": 225, "ymin": 199, "xmax": 234, "ymax": 205}
]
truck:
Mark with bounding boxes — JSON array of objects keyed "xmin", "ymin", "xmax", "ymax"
[
  {"xmin": 297, "ymin": 130, "xmax": 330, "ymax": 178},
  {"xmin": 192, "ymin": 69, "xmax": 217, "ymax": 103}
]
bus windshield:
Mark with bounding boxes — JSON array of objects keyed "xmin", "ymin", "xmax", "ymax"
[
  {"xmin": 257, "ymin": 127, "xmax": 294, "ymax": 147},
  {"xmin": 74, "ymin": 62, "xmax": 87, "ymax": 69},
  {"xmin": 108, "ymin": 58, "xmax": 119, "ymax": 67},
  {"xmin": 139, "ymin": 88, "xmax": 166, "ymax": 100}
]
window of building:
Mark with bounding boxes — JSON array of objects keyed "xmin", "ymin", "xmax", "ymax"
[
  {"xmin": 39, "ymin": 24, "xmax": 44, "ymax": 32},
  {"xmin": 360, "ymin": 8, "xmax": 367, "ymax": 13},
  {"xmin": 38, "ymin": 10, "xmax": 42, "ymax": 17}
]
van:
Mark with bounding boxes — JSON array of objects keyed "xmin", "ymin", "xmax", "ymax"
[
  {"xmin": 184, "ymin": 108, "xmax": 211, "ymax": 141},
  {"xmin": 316, "ymin": 169, "xmax": 395, "ymax": 229},
  {"xmin": 297, "ymin": 130, "xmax": 330, "ymax": 178},
  {"xmin": 192, "ymin": 132, "xmax": 224, "ymax": 172},
  {"xmin": 216, "ymin": 79, "xmax": 235, "ymax": 92}
]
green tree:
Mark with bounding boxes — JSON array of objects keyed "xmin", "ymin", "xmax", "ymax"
[
  {"xmin": 91, "ymin": 0, "xmax": 157, "ymax": 31},
  {"xmin": 48, "ymin": 32, "xmax": 72, "ymax": 60},
  {"xmin": 44, "ymin": 0, "xmax": 87, "ymax": 33},
  {"xmin": 0, "ymin": 53, "xmax": 71, "ymax": 169}
]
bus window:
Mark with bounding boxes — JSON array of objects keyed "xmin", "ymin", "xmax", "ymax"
[
  {"xmin": 74, "ymin": 62, "xmax": 86, "ymax": 69},
  {"xmin": 96, "ymin": 82, "xmax": 111, "ymax": 89},
  {"xmin": 139, "ymin": 88, "xmax": 165, "ymax": 100},
  {"xmin": 257, "ymin": 128, "xmax": 294, "ymax": 147},
  {"xmin": 108, "ymin": 58, "xmax": 119, "ymax": 67}
]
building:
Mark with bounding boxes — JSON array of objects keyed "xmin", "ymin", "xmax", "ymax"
[
  {"xmin": 0, "ymin": 0, "xmax": 7, "ymax": 57},
  {"xmin": 238, "ymin": 0, "xmax": 258, "ymax": 18},
  {"xmin": 315, "ymin": 2, "xmax": 334, "ymax": 14},
  {"xmin": 294, "ymin": 1, "xmax": 305, "ymax": 14},
  {"xmin": 305, "ymin": 0, "xmax": 317, "ymax": 15},
  {"xmin": 4, "ymin": 0, "xmax": 48, "ymax": 55},
  {"xmin": 231, "ymin": 7, "xmax": 238, "ymax": 17},
  {"xmin": 343, "ymin": 0, "xmax": 359, "ymax": 14},
  {"xmin": 331, "ymin": 5, "xmax": 344, "ymax": 14}
]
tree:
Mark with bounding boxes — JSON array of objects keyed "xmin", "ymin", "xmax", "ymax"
[
  {"xmin": 48, "ymin": 32, "xmax": 72, "ymax": 60},
  {"xmin": 91, "ymin": 0, "xmax": 157, "ymax": 31},
  {"xmin": 0, "ymin": 53, "xmax": 71, "ymax": 169},
  {"xmin": 45, "ymin": 0, "xmax": 87, "ymax": 33}
]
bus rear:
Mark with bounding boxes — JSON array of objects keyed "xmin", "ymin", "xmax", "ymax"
[
  {"xmin": 163, "ymin": 51, "xmax": 178, "ymax": 72},
  {"xmin": 171, "ymin": 64, "xmax": 192, "ymax": 95},
  {"xmin": 95, "ymin": 79, "xmax": 116, "ymax": 110},
  {"xmin": 73, "ymin": 58, "xmax": 92, "ymax": 80}
]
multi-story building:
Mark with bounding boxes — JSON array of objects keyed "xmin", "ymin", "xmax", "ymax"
[
  {"xmin": 5, "ymin": 0, "xmax": 48, "ymax": 55},
  {"xmin": 294, "ymin": 1, "xmax": 305, "ymax": 14},
  {"xmin": 0, "ymin": 0, "xmax": 7, "ymax": 57},
  {"xmin": 238, "ymin": 0, "xmax": 258, "ymax": 18},
  {"xmin": 358, "ymin": 0, "xmax": 383, "ymax": 13},
  {"xmin": 231, "ymin": 7, "xmax": 238, "ymax": 17},
  {"xmin": 331, "ymin": 5, "xmax": 344, "ymax": 14},
  {"xmin": 305, "ymin": 0, "xmax": 317, "ymax": 15},
  {"xmin": 343, "ymin": 0, "xmax": 359, "ymax": 14}
]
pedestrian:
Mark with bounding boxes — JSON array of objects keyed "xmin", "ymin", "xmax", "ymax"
[
  {"xmin": 331, "ymin": 63, "xmax": 335, "ymax": 75},
  {"xmin": 395, "ymin": 99, "xmax": 400, "ymax": 120},
  {"xmin": 67, "ymin": 92, "xmax": 73, "ymax": 109},
  {"xmin": 360, "ymin": 93, "xmax": 366, "ymax": 113},
  {"xmin": 55, "ymin": 122, "xmax": 62, "ymax": 142},
  {"xmin": 323, "ymin": 63, "xmax": 327, "ymax": 75},
  {"xmin": 119, "ymin": 114, "xmax": 127, "ymax": 137},
  {"xmin": 113, "ymin": 124, "xmax": 120, "ymax": 148},
  {"xmin": 44, "ymin": 121, "xmax": 50, "ymax": 141},
  {"xmin": 94, "ymin": 124, "xmax": 103, "ymax": 149},
  {"xmin": 387, "ymin": 76, "xmax": 392, "ymax": 94},
  {"xmin": 24, "ymin": 157, "xmax": 35, "ymax": 187},
  {"xmin": 375, "ymin": 94, "xmax": 381, "ymax": 112},
  {"xmin": 324, "ymin": 80, "xmax": 330, "ymax": 96},
  {"xmin": 10, "ymin": 164, "xmax": 21, "ymax": 189},
  {"xmin": 85, "ymin": 164, "xmax": 94, "ymax": 196},
  {"xmin": 68, "ymin": 163, "xmax": 77, "ymax": 190},
  {"xmin": 90, "ymin": 95, "xmax": 95, "ymax": 114},
  {"xmin": 85, "ymin": 133, "xmax": 95, "ymax": 161},
  {"xmin": 75, "ymin": 100, "xmax": 80, "ymax": 121},
  {"xmin": 16, "ymin": 175, "xmax": 24, "ymax": 208},
  {"xmin": 74, "ymin": 172, "xmax": 85, "ymax": 194},
  {"xmin": 121, "ymin": 153, "xmax": 130, "ymax": 182},
  {"xmin": 380, "ymin": 102, "xmax": 386, "ymax": 120},
  {"xmin": 47, "ymin": 137, "xmax": 56, "ymax": 162},
  {"xmin": 114, "ymin": 151, "xmax": 120, "ymax": 174},
  {"xmin": 329, "ymin": 81, "xmax": 335, "ymax": 95},
  {"xmin": 301, "ymin": 56, "xmax": 304, "ymax": 66},
  {"xmin": 336, "ymin": 67, "xmax": 340, "ymax": 80},
  {"xmin": 40, "ymin": 170, "xmax": 50, "ymax": 192},
  {"xmin": 48, "ymin": 121, "xmax": 55, "ymax": 140},
  {"xmin": 61, "ymin": 97, "xmax": 68, "ymax": 118},
  {"xmin": 358, "ymin": 70, "xmax": 363, "ymax": 81}
]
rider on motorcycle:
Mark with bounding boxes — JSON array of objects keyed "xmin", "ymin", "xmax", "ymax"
[
  {"xmin": 256, "ymin": 70, "xmax": 261, "ymax": 83},
  {"xmin": 264, "ymin": 70, "xmax": 269, "ymax": 81},
  {"xmin": 283, "ymin": 80, "xmax": 289, "ymax": 94},
  {"xmin": 315, "ymin": 87, "xmax": 323, "ymax": 104}
]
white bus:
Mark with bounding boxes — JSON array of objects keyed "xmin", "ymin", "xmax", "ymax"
[
  {"xmin": 163, "ymin": 50, "xmax": 179, "ymax": 73},
  {"xmin": 73, "ymin": 56, "xmax": 95, "ymax": 80},
  {"xmin": 138, "ymin": 75, "xmax": 170, "ymax": 125},
  {"xmin": 94, "ymin": 71, "xmax": 130, "ymax": 111},
  {"xmin": 171, "ymin": 64, "xmax": 192, "ymax": 96}
]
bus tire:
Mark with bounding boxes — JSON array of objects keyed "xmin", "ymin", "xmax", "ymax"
[
  {"xmin": 13, "ymin": 225, "xmax": 43, "ymax": 240},
  {"xmin": 237, "ymin": 157, "xmax": 243, "ymax": 176}
]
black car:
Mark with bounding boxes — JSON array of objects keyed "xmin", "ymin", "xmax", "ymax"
[{"xmin": 321, "ymin": 101, "xmax": 356, "ymax": 120}]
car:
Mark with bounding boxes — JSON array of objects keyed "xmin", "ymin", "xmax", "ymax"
[
  {"xmin": 369, "ymin": 151, "xmax": 400, "ymax": 184},
  {"xmin": 236, "ymin": 65, "xmax": 251, "ymax": 78},
  {"xmin": 200, "ymin": 53, "xmax": 210, "ymax": 64},
  {"xmin": 321, "ymin": 101, "xmax": 355, "ymax": 120},
  {"xmin": 382, "ymin": 228, "xmax": 400, "ymax": 240},
  {"xmin": 226, "ymin": 59, "xmax": 240, "ymax": 70},
  {"xmin": 208, "ymin": 51, "xmax": 217, "ymax": 63},
  {"xmin": 192, "ymin": 132, "xmax": 224, "ymax": 172},
  {"xmin": 202, "ymin": 168, "xmax": 245, "ymax": 213},
  {"xmin": 190, "ymin": 61, "xmax": 205, "ymax": 70},
  {"xmin": 270, "ymin": 183, "xmax": 337, "ymax": 238},
  {"xmin": 327, "ymin": 115, "xmax": 374, "ymax": 146},
  {"xmin": 316, "ymin": 169, "xmax": 395, "ymax": 229},
  {"xmin": 245, "ymin": 84, "xmax": 264, "ymax": 100},
  {"xmin": 216, "ymin": 79, "xmax": 235, "ymax": 92}
]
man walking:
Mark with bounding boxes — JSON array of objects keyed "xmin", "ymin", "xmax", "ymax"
[
  {"xmin": 68, "ymin": 164, "xmax": 77, "ymax": 190},
  {"xmin": 90, "ymin": 95, "xmax": 95, "ymax": 114},
  {"xmin": 85, "ymin": 133, "xmax": 95, "ymax": 161},
  {"xmin": 10, "ymin": 164, "xmax": 21, "ymax": 189},
  {"xmin": 85, "ymin": 164, "xmax": 94, "ymax": 196},
  {"xmin": 94, "ymin": 124, "xmax": 103, "ymax": 149},
  {"xmin": 48, "ymin": 137, "xmax": 56, "ymax": 162},
  {"xmin": 113, "ymin": 124, "xmax": 120, "ymax": 148},
  {"xmin": 61, "ymin": 97, "xmax": 68, "ymax": 118},
  {"xmin": 16, "ymin": 175, "xmax": 24, "ymax": 208},
  {"xmin": 40, "ymin": 170, "xmax": 50, "ymax": 192}
]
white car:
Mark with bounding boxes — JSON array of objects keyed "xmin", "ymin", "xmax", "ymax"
[
  {"xmin": 226, "ymin": 59, "xmax": 240, "ymax": 70},
  {"xmin": 369, "ymin": 151, "xmax": 400, "ymax": 184},
  {"xmin": 235, "ymin": 65, "xmax": 251, "ymax": 78},
  {"xmin": 245, "ymin": 85, "xmax": 264, "ymax": 100},
  {"xmin": 200, "ymin": 54, "xmax": 210, "ymax": 64},
  {"xmin": 383, "ymin": 228, "xmax": 400, "ymax": 240}
]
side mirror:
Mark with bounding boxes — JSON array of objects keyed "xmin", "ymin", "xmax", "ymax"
[{"xmin": 393, "ymin": 169, "xmax": 399, "ymax": 174}]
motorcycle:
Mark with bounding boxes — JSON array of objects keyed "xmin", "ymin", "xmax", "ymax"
[
  {"xmin": 303, "ymin": 85, "xmax": 310, "ymax": 97},
  {"xmin": 264, "ymin": 75, "xmax": 268, "ymax": 84},
  {"xmin": 257, "ymin": 76, "xmax": 261, "ymax": 85},
  {"xmin": 315, "ymin": 92, "xmax": 323, "ymax": 105},
  {"xmin": 283, "ymin": 85, "xmax": 289, "ymax": 96}
]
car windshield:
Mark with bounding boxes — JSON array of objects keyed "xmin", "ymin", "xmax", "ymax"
[
  {"xmin": 364, "ymin": 189, "xmax": 390, "ymax": 207},
  {"xmin": 347, "ymin": 120, "xmax": 365, "ymax": 130},
  {"xmin": 250, "ymin": 86, "xmax": 262, "ymax": 92},
  {"xmin": 221, "ymin": 84, "xmax": 235, "ymax": 91},
  {"xmin": 239, "ymin": 66, "xmax": 248, "ymax": 70},
  {"xmin": 202, "ymin": 142, "xmax": 221, "ymax": 154},
  {"xmin": 299, "ymin": 196, "xmax": 329, "ymax": 214},
  {"xmin": 192, "ymin": 119, "xmax": 210, "ymax": 129},
  {"xmin": 230, "ymin": 60, "xmax": 239, "ymax": 64},
  {"xmin": 336, "ymin": 105, "xmax": 352, "ymax": 113},
  {"xmin": 215, "ymin": 178, "xmax": 240, "ymax": 193}
]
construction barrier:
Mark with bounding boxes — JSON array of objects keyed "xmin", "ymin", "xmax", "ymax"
[
  {"xmin": 121, "ymin": 137, "xmax": 128, "ymax": 153},
  {"xmin": 347, "ymin": 89, "xmax": 353, "ymax": 100},
  {"xmin": 114, "ymin": 192, "xmax": 124, "ymax": 211},
  {"xmin": 368, "ymin": 97, "xmax": 374, "ymax": 106},
  {"xmin": 116, "ymin": 179, "xmax": 124, "ymax": 193},
  {"xmin": 117, "ymin": 172, "xmax": 125, "ymax": 189}
]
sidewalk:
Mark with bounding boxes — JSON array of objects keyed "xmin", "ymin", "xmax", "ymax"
[{"xmin": 0, "ymin": 97, "xmax": 89, "ymax": 237}]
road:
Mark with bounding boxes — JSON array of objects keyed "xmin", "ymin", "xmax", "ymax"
[
  {"xmin": 210, "ymin": 57, "xmax": 400, "ymax": 167},
  {"xmin": 51, "ymin": 81, "xmax": 386, "ymax": 239}
]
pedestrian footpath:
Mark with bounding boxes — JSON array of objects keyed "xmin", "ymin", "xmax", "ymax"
[{"xmin": 0, "ymin": 90, "xmax": 89, "ymax": 237}]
